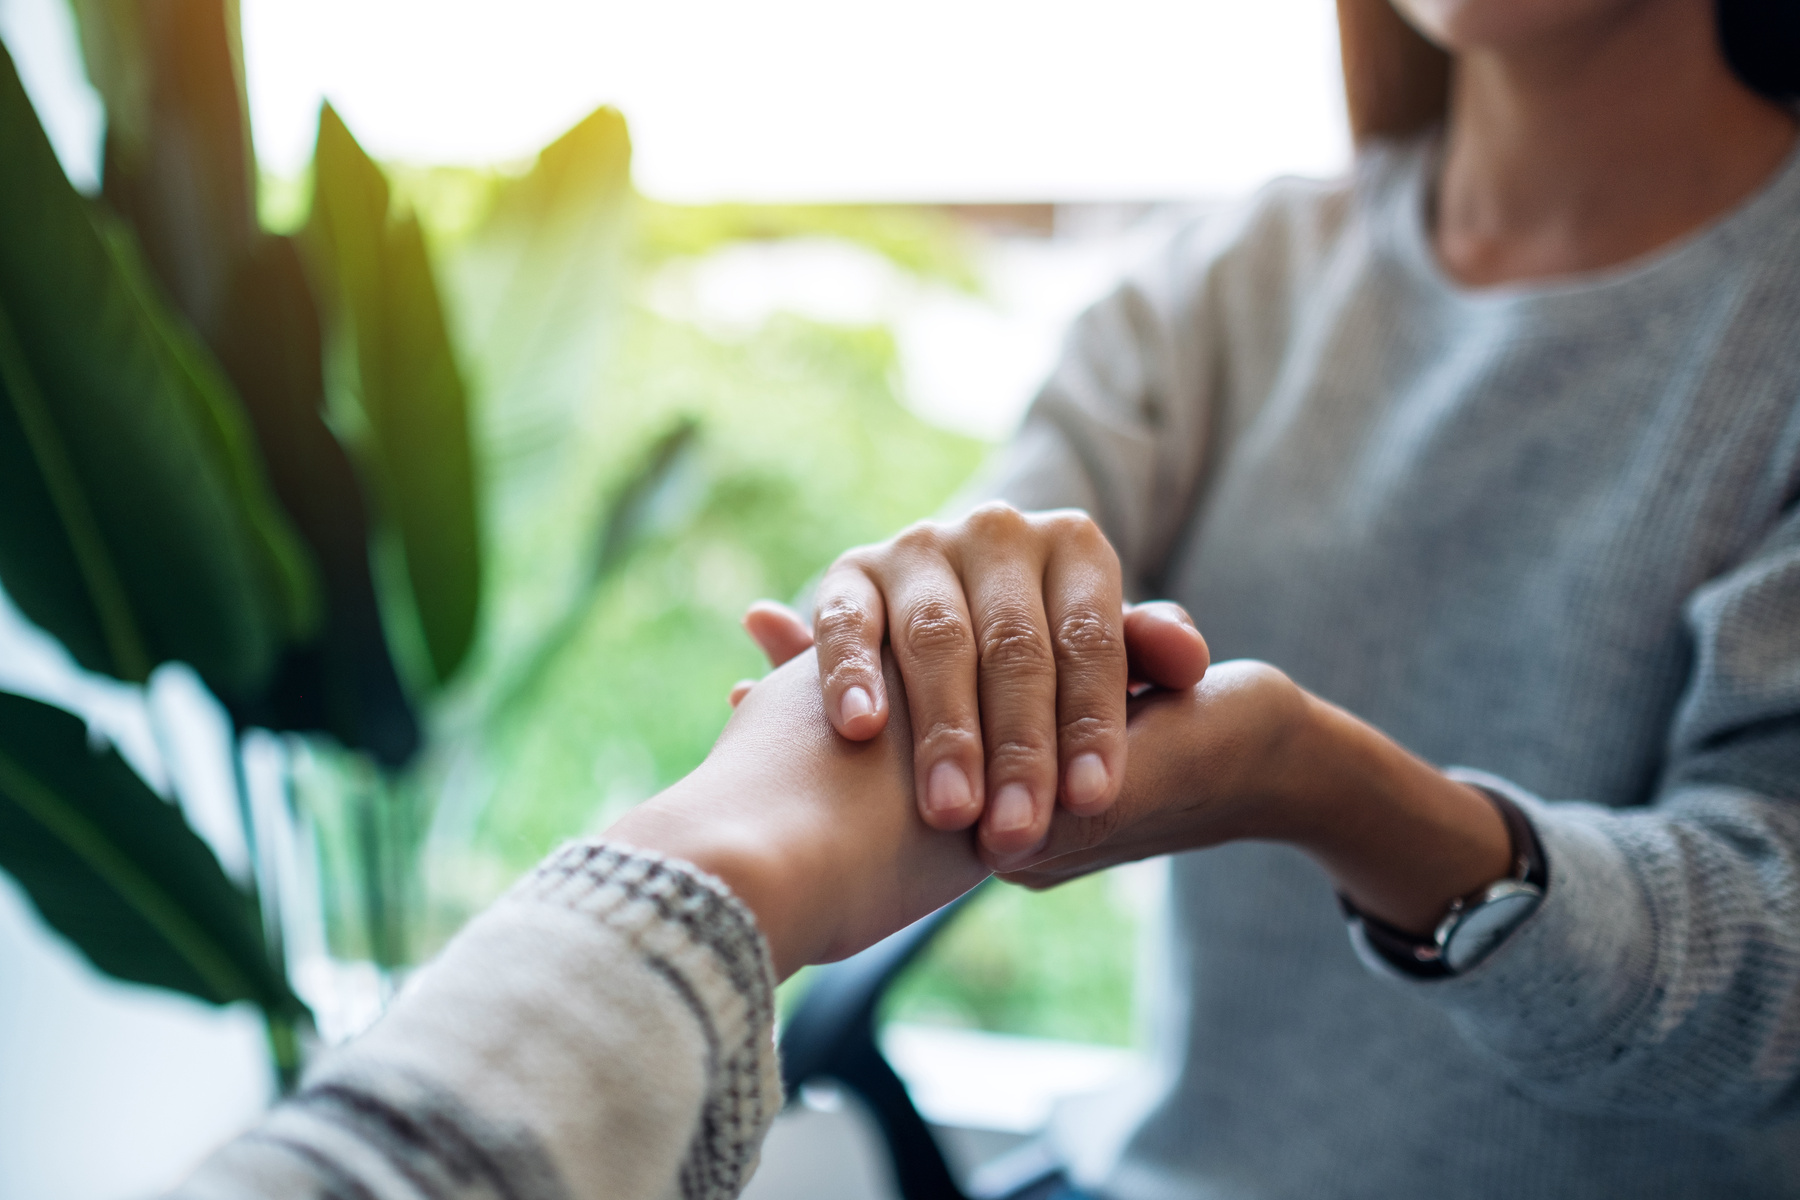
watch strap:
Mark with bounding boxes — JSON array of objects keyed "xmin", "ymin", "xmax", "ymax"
[{"xmin": 1341, "ymin": 785, "xmax": 1547, "ymax": 979}]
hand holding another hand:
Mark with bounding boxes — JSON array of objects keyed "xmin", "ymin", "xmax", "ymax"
[{"xmin": 737, "ymin": 503, "xmax": 1210, "ymax": 869}]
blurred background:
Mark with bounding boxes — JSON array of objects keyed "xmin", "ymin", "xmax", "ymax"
[{"xmin": 0, "ymin": 0, "xmax": 1347, "ymax": 1196}]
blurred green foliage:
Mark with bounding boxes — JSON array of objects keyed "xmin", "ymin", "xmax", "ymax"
[
  {"xmin": 468, "ymin": 306, "xmax": 984, "ymax": 866},
  {"xmin": 410, "ymin": 190, "xmax": 985, "ymax": 885}
]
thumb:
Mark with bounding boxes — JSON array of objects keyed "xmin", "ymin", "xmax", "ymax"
[
  {"xmin": 1123, "ymin": 601, "xmax": 1209, "ymax": 690},
  {"xmin": 743, "ymin": 600, "xmax": 815, "ymax": 667}
]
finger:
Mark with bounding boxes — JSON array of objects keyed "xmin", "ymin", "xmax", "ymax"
[
  {"xmin": 958, "ymin": 516, "xmax": 1059, "ymax": 864},
  {"xmin": 743, "ymin": 599, "xmax": 815, "ymax": 667},
  {"xmin": 728, "ymin": 679, "xmax": 755, "ymax": 708},
  {"xmin": 811, "ymin": 563, "xmax": 890, "ymax": 740},
  {"xmin": 1044, "ymin": 530, "xmax": 1127, "ymax": 817},
  {"xmin": 880, "ymin": 536, "xmax": 985, "ymax": 831},
  {"xmin": 1124, "ymin": 601, "xmax": 1210, "ymax": 690}
]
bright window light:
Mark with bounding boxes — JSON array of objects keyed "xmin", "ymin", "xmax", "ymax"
[{"xmin": 242, "ymin": 0, "xmax": 1350, "ymax": 200}]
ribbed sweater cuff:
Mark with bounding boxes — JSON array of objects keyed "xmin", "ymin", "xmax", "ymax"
[
  {"xmin": 508, "ymin": 840, "xmax": 784, "ymax": 1198},
  {"xmin": 1354, "ymin": 770, "xmax": 1659, "ymax": 1085}
]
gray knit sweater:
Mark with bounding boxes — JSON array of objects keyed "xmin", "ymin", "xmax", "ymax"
[{"xmin": 988, "ymin": 136, "xmax": 1800, "ymax": 1197}]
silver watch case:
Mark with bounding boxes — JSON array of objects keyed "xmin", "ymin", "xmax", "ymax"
[{"xmin": 1434, "ymin": 878, "xmax": 1544, "ymax": 973}]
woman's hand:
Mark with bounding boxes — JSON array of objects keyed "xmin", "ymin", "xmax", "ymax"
[
  {"xmin": 607, "ymin": 649, "xmax": 990, "ymax": 978},
  {"xmin": 735, "ymin": 503, "xmax": 1209, "ymax": 869},
  {"xmin": 994, "ymin": 661, "xmax": 1316, "ymax": 887},
  {"xmin": 998, "ymin": 660, "xmax": 1514, "ymax": 938}
]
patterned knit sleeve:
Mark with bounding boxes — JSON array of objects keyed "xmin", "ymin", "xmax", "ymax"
[
  {"xmin": 168, "ymin": 842, "xmax": 783, "ymax": 1200},
  {"xmin": 1375, "ymin": 499, "xmax": 1800, "ymax": 1124}
]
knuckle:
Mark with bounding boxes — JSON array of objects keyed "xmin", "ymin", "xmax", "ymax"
[
  {"xmin": 964, "ymin": 500, "xmax": 1028, "ymax": 539},
  {"xmin": 987, "ymin": 733, "xmax": 1056, "ymax": 775},
  {"xmin": 814, "ymin": 597, "xmax": 877, "ymax": 651},
  {"xmin": 898, "ymin": 598, "xmax": 974, "ymax": 659},
  {"xmin": 1237, "ymin": 659, "xmax": 1293, "ymax": 690},
  {"xmin": 915, "ymin": 719, "xmax": 980, "ymax": 759},
  {"xmin": 821, "ymin": 655, "xmax": 877, "ymax": 694},
  {"xmin": 978, "ymin": 611, "xmax": 1056, "ymax": 676},
  {"xmin": 1058, "ymin": 711, "xmax": 1122, "ymax": 748},
  {"xmin": 830, "ymin": 542, "xmax": 882, "ymax": 573},
  {"xmin": 1046, "ymin": 509, "xmax": 1119, "ymax": 564},
  {"xmin": 1052, "ymin": 604, "xmax": 1122, "ymax": 663},
  {"xmin": 891, "ymin": 520, "xmax": 947, "ymax": 556}
]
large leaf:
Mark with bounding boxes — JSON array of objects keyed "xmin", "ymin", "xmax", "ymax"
[
  {"xmin": 70, "ymin": 0, "xmax": 258, "ymax": 346},
  {"xmin": 449, "ymin": 106, "xmax": 633, "ymax": 476},
  {"xmin": 434, "ymin": 108, "xmax": 636, "ymax": 706},
  {"xmin": 0, "ymin": 692, "xmax": 303, "ymax": 1015},
  {"xmin": 0, "ymin": 44, "xmax": 316, "ymax": 695},
  {"xmin": 67, "ymin": 4, "xmax": 418, "ymax": 760},
  {"xmin": 214, "ymin": 237, "xmax": 421, "ymax": 765},
  {"xmin": 305, "ymin": 105, "xmax": 481, "ymax": 691}
]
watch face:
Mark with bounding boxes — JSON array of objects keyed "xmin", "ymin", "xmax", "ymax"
[{"xmin": 1443, "ymin": 887, "xmax": 1541, "ymax": 973}]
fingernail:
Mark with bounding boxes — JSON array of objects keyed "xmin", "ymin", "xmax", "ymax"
[
  {"xmin": 1146, "ymin": 602, "xmax": 1195, "ymax": 628},
  {"xmin": 990, "ymin": 783, "xmax": 1035, "ymax": 833},
  {"xmin": 925, "ymin": 761, "xmax": 974, "ymax": 818},
  {"xmin": 1065, "ymin": 753, "xmax": 1108, "ymax": 808},
  {"xmin": 839, "ymin": 686, "xmax": 874, "ymax": 726}
]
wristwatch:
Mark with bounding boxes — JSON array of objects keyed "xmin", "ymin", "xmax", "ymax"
[{"xmin": 1340, "ymin": 786, "xmax": 1547, "ymax": 978}]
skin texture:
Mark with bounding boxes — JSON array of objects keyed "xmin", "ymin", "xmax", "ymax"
[
  {"xmin": 609, "ymin": 650, "xmax": 989, "ymax": 979},
  {"xmin": 739, "ymin": 625, "xmax": 1506, "ymax": 931},
  {"xmin": 740, "ymin": 567, "xmax": 1209, "ymax": 869},
  {"xmin": 1001, "ymin": 664, "xmax": 1514, "ymax": 937}
]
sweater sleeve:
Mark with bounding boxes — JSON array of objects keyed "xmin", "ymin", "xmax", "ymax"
[
  {"xmin": 968, "ymin": 215, "xmax": 1233, "ymax": 588},
  {"xmin": 167, "ymin": 842, "xmax": 783, "ymax": 1200},
  {"xmin": 1367, "ymin": 500, "xmax": 1800, "ymax": 1125},
  {"xmin": 969, "ymin": 177, "xmax": 1355, "ymax": 592}
]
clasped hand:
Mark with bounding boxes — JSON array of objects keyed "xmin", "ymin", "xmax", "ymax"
[
  {"xmin": 612, "ymin": 643, "xmax": 1307, "ymax": 980},
  {"xmin": 608, "ymin": 504, "xmax": 1309, "ymax": 978},
  {"xmin": 609, "ymin": 503, "xmax": 1510, "ymax": 979},
  {"xmin": 738, "ymin": 503, "xmax": 1212, "ymax": 868}
]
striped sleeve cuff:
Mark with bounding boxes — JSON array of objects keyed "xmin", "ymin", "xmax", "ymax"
[
  {"xmin": 509, "ymin": 841, "xmax": 783, "ymax": 1199},
  {"xmin": 173, "ymin": 840, "xmax": 782, "ymax": 1200}
]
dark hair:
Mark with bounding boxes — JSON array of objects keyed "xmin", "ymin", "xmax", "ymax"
[
  {"xmin": 1720, "ymin": 0, "xmax": 1800, "ymax": 101},
  {"xmin": 1341, "ymin": 0, "xmax": 1799, "ymax": 143}
]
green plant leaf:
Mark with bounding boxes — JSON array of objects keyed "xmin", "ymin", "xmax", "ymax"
[
  {"xmin": 448, "ymin": 107, "xmax": 633, "ymax": 476},
  {"xmin": 215, "ymin": 236, "xmax": 421, "ymax": 765},
  {"xmin": 0, "ymin": 43, "xmax": 316, "ymax": 695},
  {"xmin": 67, "ymin": 3, "xmax": 417, "ymax": 760},
  {"xmin": 305, "ymin": 104, "xmax": 481, "ymax": 691},
  {"xmin": 70, "ymin": 0, "xmax": 258, "ymax": 346},
  {"xmin": 0, "ymin": 692, "xmax": 303, "ymax": 1016}
]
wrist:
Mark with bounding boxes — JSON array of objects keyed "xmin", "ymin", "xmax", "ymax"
[
  {"xmin": 1265, "ymin": 691, "xmax": 1513, "ymax": 934},
  {"xmin": 604, "ymin": 782, "xmax": 819, "ymax": 979}
]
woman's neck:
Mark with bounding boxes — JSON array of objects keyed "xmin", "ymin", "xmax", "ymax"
[{"xmin": 1434, "ymin": 1, "xmax": 1797, "ymax": 287}]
